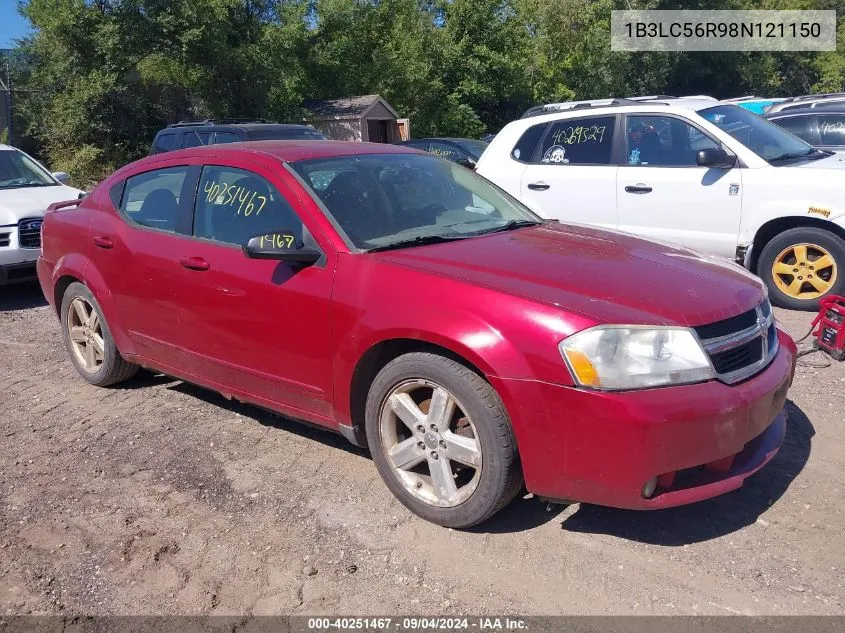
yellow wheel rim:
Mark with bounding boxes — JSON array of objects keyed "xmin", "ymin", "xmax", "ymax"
[{"xmin": 772, "ymin": 243, "xmax": 837, "ymax": 300}]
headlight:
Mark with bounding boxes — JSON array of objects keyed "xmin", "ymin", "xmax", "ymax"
[{"xmin": 559, "ymin": 326, "xmax": 715, "ymax": 390}]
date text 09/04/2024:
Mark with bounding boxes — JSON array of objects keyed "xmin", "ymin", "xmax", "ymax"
[{"xmin": 307, "ymin": 618, "xmax": 528, "ymax": 630}]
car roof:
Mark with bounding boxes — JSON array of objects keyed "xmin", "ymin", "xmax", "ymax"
[
  {"xmin": 768, "ymin": 106, "xmax": 845, "ymax": 116},
  {"xmin": 519, "ymin": 96, "xmax": 722, "ymax": 120},
  {"xmin": 160, "ymin": 123, "xmax": 316, "ymax": 133},
  {"xmin": 515, "ymin": 98, "xmax": 723, "ymax": 126},
  {"xmin": 401, "ymin": 137, "xmax": 481, "ymax": 143},
  {"xmin": 147, "ymin": 140, "xmax": 424, "ymax": 163}
]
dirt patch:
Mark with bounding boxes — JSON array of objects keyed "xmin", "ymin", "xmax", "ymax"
[{"xmin": 0, "ymin": 282, "xmax": 843, "ymax": 615}]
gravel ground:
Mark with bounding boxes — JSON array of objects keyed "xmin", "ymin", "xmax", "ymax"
[{"xmin": 0, "ymin": 282, "xmax": 843, "ymax": 617}]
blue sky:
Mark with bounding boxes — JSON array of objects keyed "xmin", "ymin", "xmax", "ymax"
[{"xmin": 0, "ymin": 1, "xmax": 32, "ymax": 48}]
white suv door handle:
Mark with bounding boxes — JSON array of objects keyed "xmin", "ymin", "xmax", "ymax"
[
  {"xmin": 624, "ymin": 183, "xmax": 653, "ymax": 194},
  {"xmin": 527, "ymin": 181, "xmax": 550, "ymax": 191}
]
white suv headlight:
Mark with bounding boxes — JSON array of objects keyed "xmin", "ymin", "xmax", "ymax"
[{"xmin": 559, "ymin": 326, "xmax": 716, "ymax": 391}]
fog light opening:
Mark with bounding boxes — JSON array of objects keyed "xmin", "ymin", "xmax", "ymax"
[{"xmin": 642, "ymin": 477, "xmax": 658, "ymax": 499}]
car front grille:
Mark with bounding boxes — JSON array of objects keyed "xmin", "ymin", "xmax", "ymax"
[
  {"xmin": 694, "ymin": 299, "xmax": 778, "ymax": 384},
  {"xmin": 18, "ymin": 218, "xmax": 43, "ymax": 249},
  {"xmin": 0, "ymin": 231, "xmax": 9, "ymax": 247}
]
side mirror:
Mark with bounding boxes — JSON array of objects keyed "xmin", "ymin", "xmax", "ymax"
[
  {"xmin": 243, "ymin": 231, "xmax": 321, "ymax": 265},
  {"xmin": 456, "ymin": 157, "xmax": 477, "ymax": 170},
  {"xmin": 696, "ymin": 148, "xmax": 735, "ymax": 169},
  {"xmin": 52, "ymin": 171, "xmax": 70, "ymax": 184}
]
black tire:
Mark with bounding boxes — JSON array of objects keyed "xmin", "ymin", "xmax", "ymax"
[
  {"xmin": 757, "ymin": 227, "xmax": 845, "ymax": 311},
  {"xmin": 365, "ymin": 352, "xmax": 523, "ymax": 528},
  {"xmin": 60, "ymin": 282, "xmax": 138, "ymax": 386}
]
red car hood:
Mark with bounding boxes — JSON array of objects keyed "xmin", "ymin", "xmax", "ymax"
[{"xmin": 373, "ymin": 222, "xmax": 765, "ymax": 327}]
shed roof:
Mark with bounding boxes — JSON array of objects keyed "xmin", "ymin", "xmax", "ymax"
[{"xmin": 303, "ymin": 95, "xmax": 398, "ymax": 120}]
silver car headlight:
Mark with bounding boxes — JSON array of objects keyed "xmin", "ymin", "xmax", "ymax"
[{"xmin": 559, "ymin": 325, "xmax": 716, "ymax": 391}]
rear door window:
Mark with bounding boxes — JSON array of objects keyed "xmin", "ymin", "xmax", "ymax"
[
  {"xmin": 246, "ymin": 128, "xmax": 325, "ymax": 141},
  {"xmin": 428, "ymin": 142, "xmax": 467, "ymax": 162},
  {"xmin": 774, "ymin": 115, "xmax": 818, "ymax": 145},
  {"xmin": 511, "ymin": 124, "xmax": 547, "ymax": 162},
  {"xmin": 817, "ymin": 114, "xmax": 845, "ymax": 146},
  {"xmin": 182, "ymin": 131, "xmax": 212, "ymax": 148},
  {"xmin": 152, "ymin": 133, "xmax": 177, "ymax": 154},
  {"xmin": 214, "ymin": 132, "xmax": 241, "ymax": 144},
  {"xmin": 120, "ymin": 167, "xmax": 189, "ymax": 233},
  {"xmin": 535, "ymin": 116, "xmax": 615, "ymax": 165}
]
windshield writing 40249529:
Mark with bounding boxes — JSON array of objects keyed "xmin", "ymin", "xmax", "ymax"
[{"xmin": 552, "ymin": 125, "xmax": 607, "ymax": 145}]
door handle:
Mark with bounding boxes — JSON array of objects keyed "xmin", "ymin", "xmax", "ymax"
[
  {"xmin": 527, "ymin": 182, "xmax": 550, "ymax": 191},
  {"xmin": 92, "ymin": 235, "xmax": 114, "ymax": 249},
  {"xmin": 624, "ymin": 184, "xmax": 653, "ymax": 194},
  {"xmin": 179, "ymin": 256, "xmax": 210, "ymax": 271}
]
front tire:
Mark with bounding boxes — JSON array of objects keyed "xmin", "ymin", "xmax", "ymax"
[
  {"xmin": 365, "ymin": 352, "xmax": 523, "ymax": 528},
  {"xmin": 757, "ymin": 227, "xmax": 845, "ymax": 310},
  {"xmin": 60, "ymin": 282, "xmax": 138, "ymax": 386}
]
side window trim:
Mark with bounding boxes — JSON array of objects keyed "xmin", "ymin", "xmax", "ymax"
[
  {"xmin": 176, "ymin": 165, "xmax": 202, "ymax": 235},
  {"xmin": 621, "ymin": 112, "xmax": 723, "ymax": 169},
  {"xmin": 110, "ymin": 180, "xmax": 126, "ymax": 209},
  {"xmin": 806, "ymin": 115, "xmax": 821, "ymax": 145},
  {"xmin": 533, "ymin": 114, "xmax": 618, "ymax": 166}
]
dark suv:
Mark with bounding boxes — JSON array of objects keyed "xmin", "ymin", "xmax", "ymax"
[
  {"xmin": 149, "ymin": 119, "xmax": 325, "ymax": 155},
  {"xmin": 765, "ymin": 105, "xmax": 845, "ymax": 151}
]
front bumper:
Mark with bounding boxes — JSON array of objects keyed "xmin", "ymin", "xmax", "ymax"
[
  {"xmin": 491, "ymin": 329, "xmax": 797, "ymax": 510},
  {"xmin": 0, "ymin": 224, "xmax": 40, "ymax": 285},
  {"xmin": 0, "ymin": 261, "xmax": 38, "ymax": 285}
]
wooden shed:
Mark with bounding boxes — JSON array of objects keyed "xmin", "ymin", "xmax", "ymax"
[{"xmin": 302, "ymin": 95, "xmax": 408, "ymax": 143}]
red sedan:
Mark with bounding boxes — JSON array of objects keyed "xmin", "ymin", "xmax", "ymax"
[{"xmin": 37, "ymin": 141, "xmax": 796, "ymax": 528}]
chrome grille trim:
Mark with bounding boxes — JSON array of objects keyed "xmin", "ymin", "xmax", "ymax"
[
  {"xmin": 18, "ymin": 218, "xmax": 43, "ymax": 249},
  {"xmin": 697, "ymin": 300, "xmax": 778, "ymax": 385},
  {"xmin": 701, "ymin": 321, "xmax": 765, "ymax": 355}
]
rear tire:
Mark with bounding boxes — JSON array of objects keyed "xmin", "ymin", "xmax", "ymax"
[
  {"xmin": 757, "ymin": 227, "xmax": 845, "ymax": 310},
  {"xmin": 365, "ymin": 352, "xmax": 523, "ymax": 528},
  {"xmin": 60, "ymin": 282, "xmax": 138, "ymax": 386}
]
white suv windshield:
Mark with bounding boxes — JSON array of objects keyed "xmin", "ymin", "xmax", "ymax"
[
  {"xmin": 0, "ymin": 150, "xmax": 57, "ymax": 189},
  {"xmin": 699, "ymin": 105, "xmax": 818, "ymax": 163}
]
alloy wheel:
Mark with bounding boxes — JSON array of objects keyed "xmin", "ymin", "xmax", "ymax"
[
  {"xmin": 379, "ymin": 379, "xmax": 482, "ymax": 508},
  {"xmin": 67, "ymin": 297, "xmax": 105, "ymax": 373},
  {"xmin": 772, "ymin": 242, "xmax": 837, "ymax": 300}
]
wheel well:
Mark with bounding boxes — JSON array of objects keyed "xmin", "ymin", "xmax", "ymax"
[
  {"xmin": 348, "ymin": 339, "xmax": 487, "ymax": 446},
  {"xmin": 53, "ymin": 275, "xmax": 80, "ymax": 317},
  {"xmin": 751, "ymin": 217, "xmax": 845, "ymax": 272}
]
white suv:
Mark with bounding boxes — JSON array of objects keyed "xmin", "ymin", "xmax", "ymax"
[
  {"xmin": 476, "ymin": 97, "xmax": 845, "ymax": 310},
  {"xmin": 0, "ymin": 145, "xmax": 83, "ymax": 285}
]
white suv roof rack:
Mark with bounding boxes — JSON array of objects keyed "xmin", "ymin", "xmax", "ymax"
[{"xmin": 519, "ymin": 95, "xmax": 718, "ymax": 119}]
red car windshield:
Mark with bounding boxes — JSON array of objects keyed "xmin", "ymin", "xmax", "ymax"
[{"xmin": 290, "ymin": 153, "xmax": 540, "ymax": 250}]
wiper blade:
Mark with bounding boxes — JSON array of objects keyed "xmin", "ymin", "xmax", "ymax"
[
  {"xmin": 0, "ymin": 182, "xmax": 52, "ymax": 189},
  {"xmin": 366, "ymin": 233, "xmax": 469, "ymax": 253},
  {"xmin": 467, "ymin": 219, "xmax": 540, "ymax": 236},
  {"xmin": 769, "ymin": 149, "xmax": 821, "ymax": 163}
]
